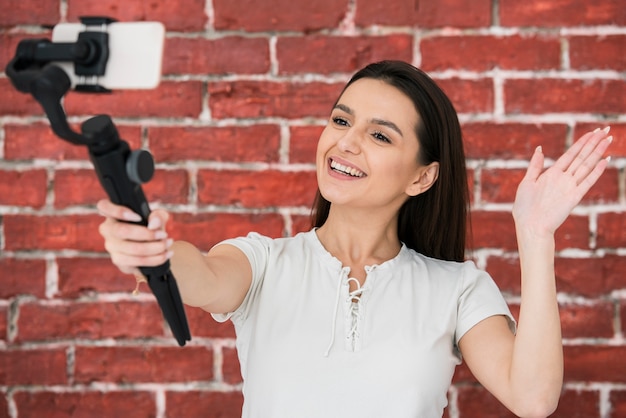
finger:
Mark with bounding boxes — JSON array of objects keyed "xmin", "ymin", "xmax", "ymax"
[
  {"xmin": 572, "ymin": 135, "xmax": 613, "ymax": 182},
  {"xmin": 110, "ymin": 249, "xmax": 173, "ymax": 270},
  {"xmin": 524, "ymin": 145, "xmax": 545, "ymax": 182},
  {"xmin": 574, "ymin": 157, "xmax": 610, "ymax": 200},
  {"xmin": 147, "ymin": 209, "xmax": 170, "ymax": 231},
  {"xmin": 99, "ymin": 217, "xmax": 167, "ymax": 242},
  {"xmin": 106, "ymin": 236, "xmax": 173, "ymax": 266},
  {"xmin": 553, "ymin": 127, "xmax": 609, "ymax": 173},
  {"xmin": 568, "ymin": 130, "xmax": 611, "ymax": 175},
  {"xmin": 97, "ymin": 199, "xmax": 142, "ymax": 222}
]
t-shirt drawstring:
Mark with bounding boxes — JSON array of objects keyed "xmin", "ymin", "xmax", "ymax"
[{"xmin": 323, "ymin": 268, "xmax": 364, "ymax": 357}]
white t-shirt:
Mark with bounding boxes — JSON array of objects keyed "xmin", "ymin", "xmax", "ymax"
[{"xmin": 212, "ymin": 229, "xmax": 515, "ymax": 418}]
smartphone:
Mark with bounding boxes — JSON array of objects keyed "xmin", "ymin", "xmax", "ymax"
[{"xmin": 51, "ymin": 21, "xmax": 165, "ymax": 90}]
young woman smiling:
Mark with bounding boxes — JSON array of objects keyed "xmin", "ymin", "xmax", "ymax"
[{"xmin": 98, "ymin": 61, "xmax": 612, "ymax": 417}]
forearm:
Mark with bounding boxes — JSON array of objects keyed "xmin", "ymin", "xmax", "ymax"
[
  {"xmin": 168, "ymin": 240, "xmax": 251, "ymax": 314},
  {"xmin": 169, "ymin": 240, "xmax": 220, "ymax": 308},
  {"xmin": 509, "ymin": 227, "xmax": 564, "ymax": 412}
]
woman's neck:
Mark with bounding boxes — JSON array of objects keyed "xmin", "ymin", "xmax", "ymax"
[{"xmin": 315, "ymin": 206, "xmax": 402, "ymax": 267}]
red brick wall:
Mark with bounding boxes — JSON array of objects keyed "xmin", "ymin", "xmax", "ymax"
[{"xmin": 1, "ymin": 1, "xmax": 625, "ymax": 417}]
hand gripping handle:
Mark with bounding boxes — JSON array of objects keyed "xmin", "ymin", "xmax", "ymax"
[{"xmin": 82, "ymin": 115, "xmax": 191, "ymax": 346}]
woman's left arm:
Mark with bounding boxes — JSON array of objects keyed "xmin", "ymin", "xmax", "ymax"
[{"xmin": 458, "ymin": 127, "xmax": 613, "ymax": 417}]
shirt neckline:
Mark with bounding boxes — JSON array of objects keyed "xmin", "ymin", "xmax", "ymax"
[{"xmin": 304, "ymin": 228, "xmax": 409, "ymax": 273}]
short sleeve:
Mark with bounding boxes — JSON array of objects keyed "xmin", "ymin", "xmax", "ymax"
[
  {"xmin": 455, "ymin": 261, "xmax": 516, "ymax": 347},
  {"xmin": 210, "ymin": 232, "xmax": 271, "ymax": 323}
]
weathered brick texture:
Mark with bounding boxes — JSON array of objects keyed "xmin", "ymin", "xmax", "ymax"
[{"xmin": 1, "ymin": 0, "xmax": 624, "ymax": 417}]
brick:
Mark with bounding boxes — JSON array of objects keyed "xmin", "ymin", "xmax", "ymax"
[
  {"xmin": 610, "ymin": 390, "xmax": 626, "ymax": 418},
  {"xmin": 500, "ymin": 0, "xmax": 626, "ymax": 27},
  {"xmin": 0, "ymin": 307, "xmax": 7, "ymax": 342},
  {"xmin": 485, "ymin": 256, "xmax": 521, "ymax": 294},
  {"xmin": 292, "ymin": 214, "xmax": 314, "ymax": 235},
  {"xmin": 142, "ymin": 169, "xmax": 189, "ymax": 204},
  {"xmin": 290, "ymin": 126, "xmax": 324, "ymax": 164},
  {"xmin": 4, "ymin": 123, "xmax": 140, "ymax": 161},
  {"xmin": 222, "ymin": 346, "xmax": 242, "ymax": 385},
  {"xmin": 480, "ymin": 169, "xmax": 526, "ymax": 204},
  {"xmin": 14, "ymin": 391, "xmax": 156, "ymax": 418},
  {"xmin": 435, "ymin": 78, "xmax": 494, "ymax": 114},
  {"xmin": 67, "ymin": 0, "xmax": 207, "ymax": 31},
  {"xmin": 564, "ymin": 346, "xmax": 626, "ymax": 382},
  {"xmin": 471, "ymin": 211, "xmax": 590, "ymax": 251},
  {"xmin": 163, "ymin": 37, "xmax": 270, "ymax": 75},
  {"xmin": 57, "ymin": 257, "xmax": 136, "ymax": 297},
  {"xmin": 198, "ymin": 169, "xmax": 317, "ymax": 208},
  {"xmin": 555, "ymin": 255, "xmax": 626, "ymax": 297},
  {"xmin": 0, "ymin": 259, "xmax": 46, "ymax": 298},
  {"xmin": 53, "ymin": 168, "xmax": 189, "ymax": 207},
  {"xmin": 0, "ymin": 79, "xmax": 45, "ymax": 116},
  {"xmin": 208, "ymin": 80, "xmax": 344, "ymax": 119},
  {"xmin": 16, "ymin": 301, "xmax": 164, "ymax": 342},
  {"xmin": 166, "ymin": 391, "xmax": 243, "ymax": 417},
  {"xmin": 569, "ymin": 35, "xmax": 626, "ymax": 71},
  {"xmin": 0, "ymin": 391, "xmax": 6, "ymax": 417},
  {"xmin": 552, "ymin": 389, "xmax": 600, "ymax": 417},
  {"xmin": 169, "ymin": 213, "xmax": 285, "ymax": 249},
  {"xmin": 277, "ymin": 35, "xmax": 413, "ymax": 75},
  {"xmin": 470, "ymin": 211, "xmax": 519, "ymax": 251},
  {"xmin": 186, "ymin": 308, "xmax": 235, "ymax": 339},
  {"xmin": 356, "ymin": 0, "xmax": 492, "ymax": 28},
  {"xmin": 456, "ymin": 384, "xmax": 516, "ymax": 417},
  {"xmin": 0, "ymin": 0, "xmax": 59, "ymax": 26},
  {"xmin": 54, "ymin": 169, "xmax": 106, "ymax": 208},
  {"xmin": 581, "ymin": 167, "xmax": 619, "ymax": 204},
  {"xmin": 74, "ymin": 346, "xmax": 213, "ymax": 383},
  {"xmin": 559, "ymin": 302, "xmax": 615, "ymax": 339},
  {"xmin": 622, "ymin": 301, "xmax": 626, "ymax": 338},
  {"xmin": 63, "ymin": 81, "xmax": 203, "ymax": 118},
  {"xmin": 597, "ymin": 212, "xmax": 626, "ymax": 248},
  {"xmin": 4, "ymin": 214, "xmax": 105, "ymax": 252},
  {"xmin": 462, "ymin": 123, "xmax": 566, "ymax": 160},
  {"xmin": 504, "ymin": 79, "xmax": 626, "ymax": 114},
  {"xmin": 0, "ymin": 169, "xmax": 47, "ymax": 208},
  {"xmin": 421, "ymin": 35, "xmax": 560, "ymax": 72},
  {"xmin": 214, "ymin": 0, "xmax": 349, "ymax": 32},
  {"xmin": 147, "ymin": 125, "xmax": 281, "ymax": 163},
  {"xmin": 0, "ymin": 348, "xmax": 67, "ymax": 385}
]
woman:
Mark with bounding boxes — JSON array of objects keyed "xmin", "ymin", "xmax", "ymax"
[{"xmin": 98, "ymin": 61, "xmax": 612, "ymax": 417}]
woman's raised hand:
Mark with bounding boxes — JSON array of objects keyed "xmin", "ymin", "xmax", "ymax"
[
  {"xmin": 97, "ymin": 199, "xmax": 173, "ymax": 275},
  {"xmin": 512, "ymin": 127, "xmax": 613, "ymax": 237}
]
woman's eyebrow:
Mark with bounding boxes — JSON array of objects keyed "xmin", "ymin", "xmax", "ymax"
[{"xmin": 333, "ymin": 103, "xmax": 404, "ymax": 137}]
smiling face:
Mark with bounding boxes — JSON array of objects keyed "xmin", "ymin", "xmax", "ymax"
[{"xmin": 315, "ymin": 78, "xmax": 439, "ymax": 213}]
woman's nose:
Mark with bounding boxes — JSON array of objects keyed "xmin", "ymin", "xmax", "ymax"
[{"xmin": 337, "ymin": 129, "xmax": 361, "ymax": 154}]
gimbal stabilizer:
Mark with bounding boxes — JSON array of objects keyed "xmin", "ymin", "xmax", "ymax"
[{"xmin": 5, "ymin": 17, "xmax": 191, "ymax": 346}]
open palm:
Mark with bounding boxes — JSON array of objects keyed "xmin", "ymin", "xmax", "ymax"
[{"xmin": 512, "ymin": 128, "xmax": 612, "ymax": 237}]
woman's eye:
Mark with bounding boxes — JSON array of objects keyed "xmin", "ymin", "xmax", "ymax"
[
  {"xmin": 372, "ymin": 131, "xmax": 391, "ymax": 143},
  {"xmin": 332, "ymin": 116, "xmax": 349, "ymax": 126}
]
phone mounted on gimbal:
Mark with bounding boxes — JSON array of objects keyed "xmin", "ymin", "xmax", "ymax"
[{"xmin": 6, "ymin": 17, "xmax": 191, "ymax": 346}]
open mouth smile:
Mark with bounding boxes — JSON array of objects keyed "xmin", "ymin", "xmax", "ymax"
[{"xmin": 329, "ymin": 158, "xmax": 366, "ymax": 178}]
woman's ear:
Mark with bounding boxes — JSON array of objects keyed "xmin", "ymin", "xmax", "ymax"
[{"xmin": 406, "ymin": 162, "xmax": 440, "ymax": 197}]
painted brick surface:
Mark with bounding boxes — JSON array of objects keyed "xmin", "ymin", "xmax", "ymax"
[{"xmin": 1, "ymin": 1, "xmax": 625, "ymax": 417}]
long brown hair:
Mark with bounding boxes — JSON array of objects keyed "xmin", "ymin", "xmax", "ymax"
[{"xmin": 311, "ymin": 61, "xmax": 470, "ymax": 262}]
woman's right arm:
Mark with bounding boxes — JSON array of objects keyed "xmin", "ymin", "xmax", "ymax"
[{"xmin": 97, "ymin": 199, "xmax": 252, "ymax": 314}]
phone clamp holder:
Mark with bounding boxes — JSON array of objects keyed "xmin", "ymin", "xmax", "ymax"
[{"xmin": 5, "ymin": 17, "xmax": 191, "ymax": 346}]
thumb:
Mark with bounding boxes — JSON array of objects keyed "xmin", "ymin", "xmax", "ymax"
[{"xmin": 524, "ymin": 145, "xmax": 545, "ymax": 182}]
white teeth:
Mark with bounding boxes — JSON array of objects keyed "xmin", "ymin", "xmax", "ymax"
[{"xmin": 330, "ymin": 159, "xmax": 364, "ymax": 177}]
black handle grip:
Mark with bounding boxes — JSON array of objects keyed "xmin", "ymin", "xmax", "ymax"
[{"xmin": 82, "ymin": 115, "xmax": 191, "ymax": 346}]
